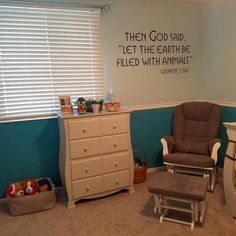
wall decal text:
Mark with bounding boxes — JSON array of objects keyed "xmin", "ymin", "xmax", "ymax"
[{"xmin": 116, "ymin": 31, "xmax": 193, "ymax": 74}]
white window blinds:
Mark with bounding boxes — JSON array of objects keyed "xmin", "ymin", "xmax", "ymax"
[{"xmin": 0, "ymin": 4, "xmax": 104, "ymax": 118}]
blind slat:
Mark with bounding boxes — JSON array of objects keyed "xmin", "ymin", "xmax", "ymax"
[{"xmin": 0, "ymin": 4, "xmax": 104, "ymax": 118}]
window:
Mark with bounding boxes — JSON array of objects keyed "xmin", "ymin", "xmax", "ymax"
[{"xmin": 0, "ymin": 3, "xmax": 104, "ymax": 119}]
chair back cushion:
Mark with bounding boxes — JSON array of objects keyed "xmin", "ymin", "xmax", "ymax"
[{"xmin": 173, "ymin": 102, "xmax": 220, "ymax": 155}]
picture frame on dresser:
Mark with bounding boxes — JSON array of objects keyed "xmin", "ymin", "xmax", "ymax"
[
  {"xmin": 58, "ymin": 96, "xmax": 73, "ymax": 113},
  {"xmin": 58, "ymin": 110, "xmax": 135, "ymax": 209}
]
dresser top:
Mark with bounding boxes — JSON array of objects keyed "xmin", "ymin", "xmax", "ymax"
[
  {"xmin": 224, "ymin": 122, "xmax": 236, "ymax": 130},
  {"xmin": 57, "ymin": 109, "xmax": 131, "ymax": 119}
]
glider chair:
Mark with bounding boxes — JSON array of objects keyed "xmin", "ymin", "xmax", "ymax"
[{"xmin": 161, "ymin": 101, "xmax": 221, "ymax": 191}]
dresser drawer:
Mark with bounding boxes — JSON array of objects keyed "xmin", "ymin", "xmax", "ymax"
[
  {"xmin": 102, "ymin": 152, "xmax": 129, "ymax": 174},
  {"xmin": 101, "ymin": 134, "xmax": 129, "ymax": 154},
  {"xmin": 100, "ymin": 114, "xmax": 128, "ymax": 136},
  {"xmin": 70, "ymin": 138, "xmax": 101, "ymax": 159},
  {"xmin": 68, "ymin": 118, "xmax": 100, "ymax": 140},
  {"xmin": 72, "ymin": 176, "xmax": 102, "ymax": 198},
  {"xmin": 71, "ymin": 157, "xmax": 102, "ymax": 180},
  {"xmin": 103, "ymin": 170, "xmax": 130, "ymax": 192}
]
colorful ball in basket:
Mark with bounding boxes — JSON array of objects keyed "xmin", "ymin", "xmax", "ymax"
[{"xmin": 105, "ymin": 102, "xmax": 121, "ymax": 112}]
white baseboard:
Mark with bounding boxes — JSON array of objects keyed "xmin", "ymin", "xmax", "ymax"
[
  {"xmin": 147, "ymin": 166, "xmax": 223, "ymax": 174},
  {"xmin": 0, "ymin": 166, "xmax": 224, "ymax": 201},
  {"xmin": 147, "ymin": 166, "xmax": 166, "ymax": 173},
  {"xmin": 0, "ymin": 198, "xmax": 6, "ymax": 204},
  {"xmin": 217, "ymin": 167, "xmax": 223, "ymax": 175}
]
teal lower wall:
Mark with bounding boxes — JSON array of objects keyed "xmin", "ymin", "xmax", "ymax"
[
  {"xmin": 130, "ymin": 108, "xmax": 174, "ymax": 167},
  {"xmin": 0, "ymin": 106, "xmax": 236, "ymax": 198},
  {"xmin": 130, "ymin": 106, "xmax": 236, "ymax": 169},
  {"xmin": 0, "ymin": 118, "xmax": 61, "ymax": 198},
  {"xmin": 218, "ymin": 106, "xmax": 236, "ymax": 167}
]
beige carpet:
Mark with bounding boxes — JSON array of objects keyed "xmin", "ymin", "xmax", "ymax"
[{"xmin": 1, "ymin": 171, "xmax": 236, "ymax": 236}]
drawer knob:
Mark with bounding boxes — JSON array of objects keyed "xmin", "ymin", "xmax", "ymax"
[
  {"xmin": 113, "ymin": 124, "xmax": 117, "ymax": 129},
  {"xmin": 86, "ymin": 186, "xmax": 91, "ymax": 192},
  {"xmin": 114, "ymin": 162, "xmax": 119, "ymax": 167},
  {"xmin": 116, "ymin": 179, "xmax": 120, "ymax": 185},
  {"xmin": 84, "ymin": 146, "xmax": 88, "ymax": 152},
  {"xmin": 114, "ymin": 142, "xmax": 118, "ymax": 147},
  {"xmin": 82, "ymin": 128, "xmax": 87, "ymax": 133},
  {"xmin": 85, "ymin": 168, "xmax": 89, "ymax": 173}
]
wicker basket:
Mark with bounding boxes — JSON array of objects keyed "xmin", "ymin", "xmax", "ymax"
[
  {"xmin": 134, "ymin": 165, "xmax": 147, "ymax": 184},
  {"xmin": 7, "ymin": 178, "xmax": 56, "ymax": 216},
  {"xmin": 105, "ymin": 102, "xmax": 121, "ymax": 112},
  {"xmin": 133, "ymin": 149, "xmax": 147, "ymax": 184}
]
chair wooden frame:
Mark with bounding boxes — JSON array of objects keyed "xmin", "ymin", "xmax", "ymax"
[
  {"xmin": 153, "ymin": 194, "xmax": 206, "ymax": 231},
  {"xmin": 161, "ymin": 138, "xmax": 221, "ymax": 191}
]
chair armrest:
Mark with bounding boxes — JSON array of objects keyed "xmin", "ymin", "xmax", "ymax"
[
  {"xmin": 161, "ymin": 136, "xmax": 176, "ymax": 155},
  {"xmin": 209, "ymin": 139, "xmax": 222, "ymax": 164}
]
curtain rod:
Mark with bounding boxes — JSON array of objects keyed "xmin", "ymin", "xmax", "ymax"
[{"xmin": 0, "ymin": 1, "xmax": 110, "ymax": 11}]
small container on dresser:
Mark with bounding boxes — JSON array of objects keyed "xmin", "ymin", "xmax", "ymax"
[{"xmin": 58, "ymin": 110, "xmax": 135, "ymax": 209}]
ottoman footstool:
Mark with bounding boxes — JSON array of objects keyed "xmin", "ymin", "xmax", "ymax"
[{"xmin": 148, "ymin": 172, "xmax": 208, "ymax": 231}]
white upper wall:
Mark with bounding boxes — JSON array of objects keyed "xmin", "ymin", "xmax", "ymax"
[
  {"xmin": 8, "ymin": 0, "xmax": 204, "ymax": 107},
  {"xmin": 202, "ymin": 0, "xmax": 236, "ymax": 103},
  {"xmin": 100, "ymin": 0, "xmax": 203, "ymax": 106},
  {"xmin": 6, "ymin": 0, "xmax": 235, "ymax": 105}
]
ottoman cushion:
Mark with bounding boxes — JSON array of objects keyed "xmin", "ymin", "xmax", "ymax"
[{"xmin": 148, "ymin": 172, "xmax": 208, "ymax": 201}]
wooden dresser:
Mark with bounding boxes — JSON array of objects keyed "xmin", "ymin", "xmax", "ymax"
[{"xmin": 58, "ymin": 110, "xmax": 134, "ymax": 208}]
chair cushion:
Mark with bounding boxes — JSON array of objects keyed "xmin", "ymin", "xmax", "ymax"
[
  {"xmin": 175, "ymin": 139, "xmax": 209, "ymax": 155},
  {"xmin": 148, "ymin": 172, "xmax": 208, "ymax": 201},
  {"xmin": 182, "ymin": 102, "xmax": 214, "ymax": 121},
  {"xmin": 173, "ymin": 102, "xmax": 221, "ymax": 141},
  {"xmin": 163, "ymin": 152, "xmax": 215, "ymax": 168}
]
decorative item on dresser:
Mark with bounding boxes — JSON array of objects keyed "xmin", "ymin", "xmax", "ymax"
[
  {"xmin": 58, "ymin": 110, "xmax": 135, "ymax": 209},
  {"xmin": 58, "ymin": 96, "xmax": 73, "ymax": 113}
]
